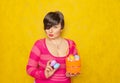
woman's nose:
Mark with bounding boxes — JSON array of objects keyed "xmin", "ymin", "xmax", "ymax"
[{"xmin": 49, "ymin": 28, "xmax": 53, "ymax": 33}]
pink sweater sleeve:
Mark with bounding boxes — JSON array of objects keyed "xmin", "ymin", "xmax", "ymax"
[
  {"xmin": 26, "ymin": 40, "xmax": 46, "ymax": 79},
  {"xmin": 69, "ymin": 40, "xmax": 78, "ymax": 55}
]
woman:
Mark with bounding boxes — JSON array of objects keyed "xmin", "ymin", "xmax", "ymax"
[{"xmin": 26, "ymin": 11, "xmax": 80, "ymax": 83}]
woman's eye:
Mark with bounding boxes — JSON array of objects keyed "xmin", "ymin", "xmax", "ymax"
[{"xmin": 53, "ymin": 26, "xmax": 57, "ymax": 28}]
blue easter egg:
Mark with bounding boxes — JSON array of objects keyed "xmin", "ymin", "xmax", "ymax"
[{"xmin": 53, "ymin": 63, "xmax": 60, "ymax": 69}]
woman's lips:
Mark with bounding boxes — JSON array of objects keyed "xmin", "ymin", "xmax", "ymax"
[{"xmin": 49, "ymin": 34, "xmax": 54, "ymax": 37}]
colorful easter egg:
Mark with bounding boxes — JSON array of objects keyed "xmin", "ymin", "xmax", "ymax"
[
  {"xmin": 53, "ymin": 63, "xmax": 60, "ymax": 69},
  {"xmin": 50, "ymin": 60, "xmax": 57, "ymax": 66}
]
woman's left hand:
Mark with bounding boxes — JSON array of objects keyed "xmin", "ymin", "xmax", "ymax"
[{"xmin": 66, "ymin": 72, "xmax": 80, "ymax": 77}]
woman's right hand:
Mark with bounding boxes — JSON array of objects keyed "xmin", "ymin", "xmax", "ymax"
[{"xmin": 44, "ymin": 60, "xmax": 59, "ymax": 78}]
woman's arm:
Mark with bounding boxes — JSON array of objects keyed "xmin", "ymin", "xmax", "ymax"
[{"xmin": 26, "ymin": 40, "xmax": 46, "ymax": 79}]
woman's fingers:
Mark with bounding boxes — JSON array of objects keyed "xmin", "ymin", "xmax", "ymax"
[
  {"xmin": 46, "ymin": 65, "xmax": 53, "ymax": 71},
  {"xmin": 46, "ymin": 60, "xmax": 54, "ymax": 71},
  {"xmin": 46, "ymin": 60, "xmax": 52, "ymax": 66},
  {"xmin": 66, "ymin": 72, "xmax": 80, "ymax": 77},
  {"xmin": 45, "ymin": 60, "xmax": 60, "ymax": 78},
  {"xmin": 66, "ymin": 72, "xmax": 70, "ymax": 77}
]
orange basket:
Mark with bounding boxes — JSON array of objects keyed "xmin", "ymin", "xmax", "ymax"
[{"xmin": 66, "ymin": 55, "xmax": 81, "ymax": 74}]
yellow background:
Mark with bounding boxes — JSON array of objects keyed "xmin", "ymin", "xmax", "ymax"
[{"xmin": 0, "ymin": 0, "xmax": 120, "ymax": 83}]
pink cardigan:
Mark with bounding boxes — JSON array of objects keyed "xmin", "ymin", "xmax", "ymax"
[{"xmin": 26, "ymin": 38, "xmax": 78, "ymax": 83}]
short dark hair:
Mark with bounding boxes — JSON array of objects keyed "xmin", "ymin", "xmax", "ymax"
[{"xmin": 43, "ymin": 11, "xmax": 64, "ymax": 30}]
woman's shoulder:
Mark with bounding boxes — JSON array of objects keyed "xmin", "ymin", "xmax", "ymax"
[
  {"xmin": 64, "ymin": 38, "xmax": 76, "ymax": 43},
  {"xmin": 64, "ymin": 38, "xmax": 76, "ymax": 47}
]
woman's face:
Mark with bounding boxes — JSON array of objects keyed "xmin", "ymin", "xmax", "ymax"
[{"xmin": 45, "ymin": 23, "xmax": 62, "ymax": 39}]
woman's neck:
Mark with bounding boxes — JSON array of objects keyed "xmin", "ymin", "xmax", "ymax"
[
  {"xmin": 46, "ymin": 37, "xmax": 64, "ymax": 49},
  {"xmin": 46, "ymin": 37, "xmax": 63, "ymax": 42}
]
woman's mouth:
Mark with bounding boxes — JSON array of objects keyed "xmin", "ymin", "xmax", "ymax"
[{"xmin": 49, "ymin": 34, "xmax": 54, "ymax": 37}]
